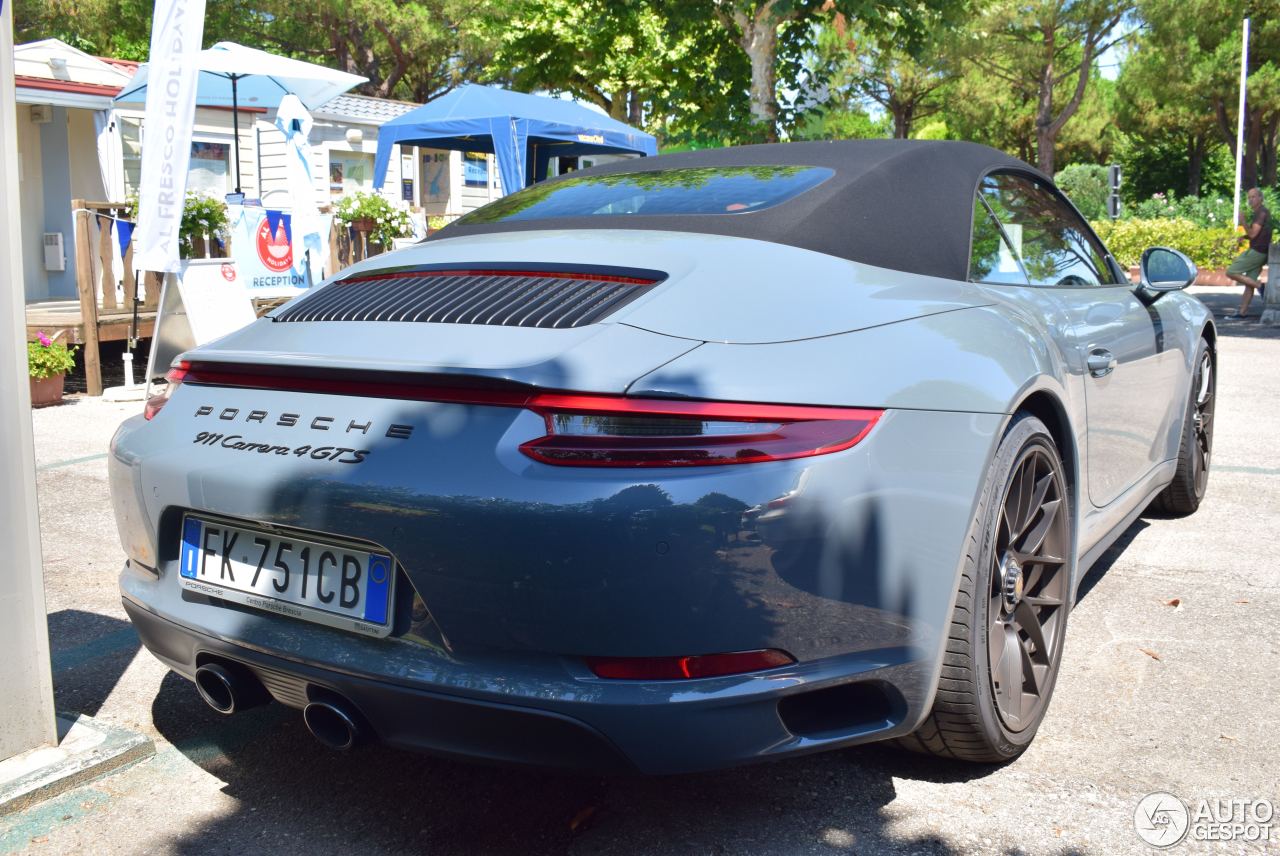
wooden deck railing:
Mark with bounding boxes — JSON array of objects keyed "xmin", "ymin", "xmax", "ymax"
[
  {"xmin": 62, "ymin": 204, "xmax": 387, "ymax": 395},
  {"xmin": 70, "ymin": 199, "xmax": 165, "ymax": 396}
]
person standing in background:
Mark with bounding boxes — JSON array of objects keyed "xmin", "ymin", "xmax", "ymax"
[{"xmin": 1225, "ymin": 187, "xmax": 1271, "ymax": 318}]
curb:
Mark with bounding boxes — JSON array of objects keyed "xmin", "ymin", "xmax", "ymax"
[{"xmin": 0, "ymin": 713, "xmax": 155, "ymax": 817}]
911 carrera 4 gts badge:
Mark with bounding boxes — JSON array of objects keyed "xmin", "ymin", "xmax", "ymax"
[
  {"xmin": 192, "ymin": 432, "xmax": 371, "ymax": 463},
  {"xmin": 192, "ymin": 431, "xmax": 373, "ymax": 463}
]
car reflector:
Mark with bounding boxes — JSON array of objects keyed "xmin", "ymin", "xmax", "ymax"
[
  {"xmin": 585, "ymin": 649, "xmax": 796, "ymax": 680},
  {"xmin": 143, "ymin": 361, "xmax": 190, "ymax": 420}
]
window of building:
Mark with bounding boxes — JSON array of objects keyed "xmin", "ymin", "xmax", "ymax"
[
  {"xmin": 188, "ymin": 141, "xmax": 231, "ymax": 195},
  {"xmin": 120, "ymin": 119, "xmax": 232, "ymax": 197},
  {"xmin": 329, "ymin": 151, "xmax": 374, "ymax": 196},
  {"xmin": 464, "ymin": 152, "xmax": 489, "ymax": 188}
]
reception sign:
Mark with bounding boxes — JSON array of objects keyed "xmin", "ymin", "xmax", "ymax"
[{"xmin": 229, "ymin": 206, "xmax": 326, "ymax": 296}]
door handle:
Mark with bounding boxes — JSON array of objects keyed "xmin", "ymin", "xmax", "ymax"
[{"xmin": 1087, "ymin": 348, "xmax": 1117, "ymax": 378}]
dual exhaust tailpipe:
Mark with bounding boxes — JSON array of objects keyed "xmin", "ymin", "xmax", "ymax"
[
  {"xmin": 194, "ymin": 661, "xmax": 269, "ymax": 715},
  {"xmin": 193, "ymin": 660, "xmax": 364, "ymax": 751}
]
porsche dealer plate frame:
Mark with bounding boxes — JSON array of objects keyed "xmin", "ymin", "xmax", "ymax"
[{"xmin": 178, "ymin": 515, "xmax": 394, "ymax": 638}]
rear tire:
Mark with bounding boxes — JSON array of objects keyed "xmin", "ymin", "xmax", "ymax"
[
  {"xmin": 897, "ymin": 414, "xmax": 1072, "ymax": 763},
  {"xmin": 1152, "ymin": 337, "xmax": 1214, "ymax": 517}
]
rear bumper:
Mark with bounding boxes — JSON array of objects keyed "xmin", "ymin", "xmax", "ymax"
[
  {"xmin": 123, "ymin": 571, "xmax": 926, "ymax": 774},
  {"xmin": 112, "ymin": 394, "xmax": 1006, "ymax": 772},
  {"xmin": 122, "ymin": 596, "xmax": 631, "ymax": 771}
]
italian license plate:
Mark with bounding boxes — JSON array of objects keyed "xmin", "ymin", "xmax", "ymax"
[{"xmin": 178, "ymin": 516, "xmax": 393, "ymax": 638}]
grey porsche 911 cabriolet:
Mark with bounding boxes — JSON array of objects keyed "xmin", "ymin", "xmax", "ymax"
[{"xmin": 110, "ymin": 140, "xmax": 1215, "ymax": 773}]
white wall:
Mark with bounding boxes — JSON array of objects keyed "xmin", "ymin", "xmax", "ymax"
[
  {"xmin": 309, "ymin": 119, "xmax": 403, "ymax": 209},
  {"xmin": 15, "ymin": 105, "xmax": 46, "ymax": 301},
  {"xmin": 67, "ymin": 109, "xmax": 107, "ymax": 201},
  {"xmin": 419, "ymin": 149, "xmax": 507, "ymax": 219}
]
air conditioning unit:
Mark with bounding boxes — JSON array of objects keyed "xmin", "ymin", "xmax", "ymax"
[
  {"xmin": 30, "ymin": 104, "xmax": 52, "ymax": 124},
  {"xmin": 43, "ymin": 233, "xmax": 66, "ymax": 271}
]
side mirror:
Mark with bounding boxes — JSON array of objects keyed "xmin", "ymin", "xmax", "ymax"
[{"xmin": 1140, "ymin": 247, "xmax": 1197, "ymax": 292}]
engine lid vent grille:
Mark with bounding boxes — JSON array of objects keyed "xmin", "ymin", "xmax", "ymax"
[{"xmin": 273, "ymin": 268, "xmax": 660, "ymax": 329}]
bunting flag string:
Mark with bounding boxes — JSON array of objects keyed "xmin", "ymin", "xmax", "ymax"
[
  {"xmin": 98, "ymin": 214, "xmax": 137, "ymax": 259},
  {"xmin": 265, "ymin": 209, "xmax": 283, "ymax": 241},
  {"xmin": 117, "ymin": 220, "xmax": 135, "ymax": 259}
]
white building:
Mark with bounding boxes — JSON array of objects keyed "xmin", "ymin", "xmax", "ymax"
[{"xmin": 13, "ymin": 39, "xmax": 518, "ymax": 303}]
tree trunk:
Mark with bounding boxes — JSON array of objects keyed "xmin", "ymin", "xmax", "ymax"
[
  {"xmin": 1036, "ymin": 127, "xmax": 1056, "ymax": 174},
  {"xmin": 1186, "ymin": 134, "xmax": 1205, "ymax": 197},
  {"xmin": 1034, "ymin": 30, "xmax": 1057, "ymax": 174},
  {"xmin": 628, "ymin": 90, "xmax": 643, "ymax": 126},
  {"xmin": 892, "ymin": 102, "xmax": 912, "ymax": 139},
  {"xmin": 741, "ymin": 19, "xmax": 779, "ymax": 142},
  {"xmin": 1243, "ymin": 105, "xmax": 1262, "ymax": 190},
  {"xmin": 608, "ymin": 92, "xmax": 627, "ymax": 121},
  {"xmin": 1261, "ymin": 115, "xmax": 1279, "ymax": 186}
]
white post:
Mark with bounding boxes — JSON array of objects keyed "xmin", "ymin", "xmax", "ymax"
[
  {"xmin": 0, "ymin": 0, "xmax": 60, "ymax": 761},
  {"xmin": 1234, "ymin": 17, "xmax": 1250, "ymax": 226}
]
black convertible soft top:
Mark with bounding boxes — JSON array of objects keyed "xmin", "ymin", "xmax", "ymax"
[{"xmin": 428, "ymin": 140, "xmax": 1050, "ymax": 282}]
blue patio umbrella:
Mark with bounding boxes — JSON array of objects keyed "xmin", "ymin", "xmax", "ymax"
[
  {"xmin": 115, "ymin": 41, "xmax": 366, "ymax": 194},
  {"xmin": 372, "ymin": 84, "xmax": 658, "ymax": 195}
]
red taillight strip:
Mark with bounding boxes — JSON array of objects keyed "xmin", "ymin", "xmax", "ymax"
[
  {"xmin": 173, "ymin": 361, "xmax": 882, "ymax": 466},
  {"xmin": 339, "ymin": 269, "xmax": 657, "ymax": 286},
  {"xmin": 526, "ymin": 393, "xmax": 878, "ymax": 424}
]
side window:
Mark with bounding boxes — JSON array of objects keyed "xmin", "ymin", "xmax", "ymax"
[
  {"xmin": 969, "ymin": 197, "xmax": 1029, "ymax": 284},
  {"xmin": 979, "ymin": 173, "xmax": 1117, "ymax": 286}
]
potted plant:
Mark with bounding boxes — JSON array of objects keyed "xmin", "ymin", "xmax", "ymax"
[
  {"xmin": 28, "ymin": 331, "xmax": 78, "ymax": 407},
  {"xmin": 334, "ymin": 191, "xmax": 414, "ymax": 249},
  {"xmin": 127, "ymin": 192, "xmax": 230, "ymax": 258}
]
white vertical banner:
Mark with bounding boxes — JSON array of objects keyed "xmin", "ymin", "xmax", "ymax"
[{"xmin": 134, "ymin": 0, "xmax": 207, "ymax": 272}]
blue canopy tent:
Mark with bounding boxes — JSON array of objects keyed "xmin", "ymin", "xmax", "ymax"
[{"xmin": 372, "ymin": 84, "xmax": 658, "ymax": 195}]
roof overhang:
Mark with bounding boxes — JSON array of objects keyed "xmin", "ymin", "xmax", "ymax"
[{"xmin": 15, "ymin": 76, "xmax": 116, "ymax": 110}]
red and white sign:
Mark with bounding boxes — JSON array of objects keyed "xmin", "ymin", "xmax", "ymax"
[
  {"xmin": 256, "ymin": 218, "xmax": 293, "ymax": 273},
  {"xmin": 228, "ymin": 206, "xmax": 310, "ymax": 297}
]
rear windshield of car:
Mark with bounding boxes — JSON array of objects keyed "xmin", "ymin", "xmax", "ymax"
[{"xmin": 455, "ymin": 165, "xmax": 835, "ymax": 224}]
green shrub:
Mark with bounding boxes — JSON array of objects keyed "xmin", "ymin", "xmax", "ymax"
[
  {"xmin": 1092, "ymin": 217, "xmax": 1244, "ymax": 270},
  {"xmin": 1125, "ymin": 187, "xmax": 1280, "ymax": 229},
  {"xmin": 1056, "ymin": 164, "xmax": 1109, "ymax": 221}
]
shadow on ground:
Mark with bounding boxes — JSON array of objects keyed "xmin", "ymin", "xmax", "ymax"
[
  {"xmin": 144, "ymin": 667, "xmax": 1069, "ymax": 856},
  {"xmin": 1074, "ymin": 517, "xmax": 1150, "ymax": 603},
  {"xmin": 1194, "ymin": 288, "xmax": 1280, "ymax": 340},
  {"xmin": 47, "ymin": 609, "xmax": 140, "ymax": 718}
]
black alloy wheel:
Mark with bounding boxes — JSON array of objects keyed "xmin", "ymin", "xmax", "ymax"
[
  {"xmin": 898, "ymin": 414, "xmax": 1072, "ymax": 763},
  {"xmin": 1154, "ymin": 338, "xmax": 1214, "ymax": 516},
  {"xmin": 988, "ymin": 445, "xmax": 1069, "ymax": 732}
]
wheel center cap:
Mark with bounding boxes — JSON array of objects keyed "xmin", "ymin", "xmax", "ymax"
[{"xmin": 1000, "ymin": 555, "xmax": 1024, "ymax": 612}]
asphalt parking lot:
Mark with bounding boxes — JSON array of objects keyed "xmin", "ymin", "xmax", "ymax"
[{"xmin": 4, "ymin": 285, "xmax": 1278, "ymax": 856}]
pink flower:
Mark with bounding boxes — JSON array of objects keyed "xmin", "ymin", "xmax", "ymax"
[{"xmin": 37, "ymin": 332, "xmax": 52, "ymax": 347}]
